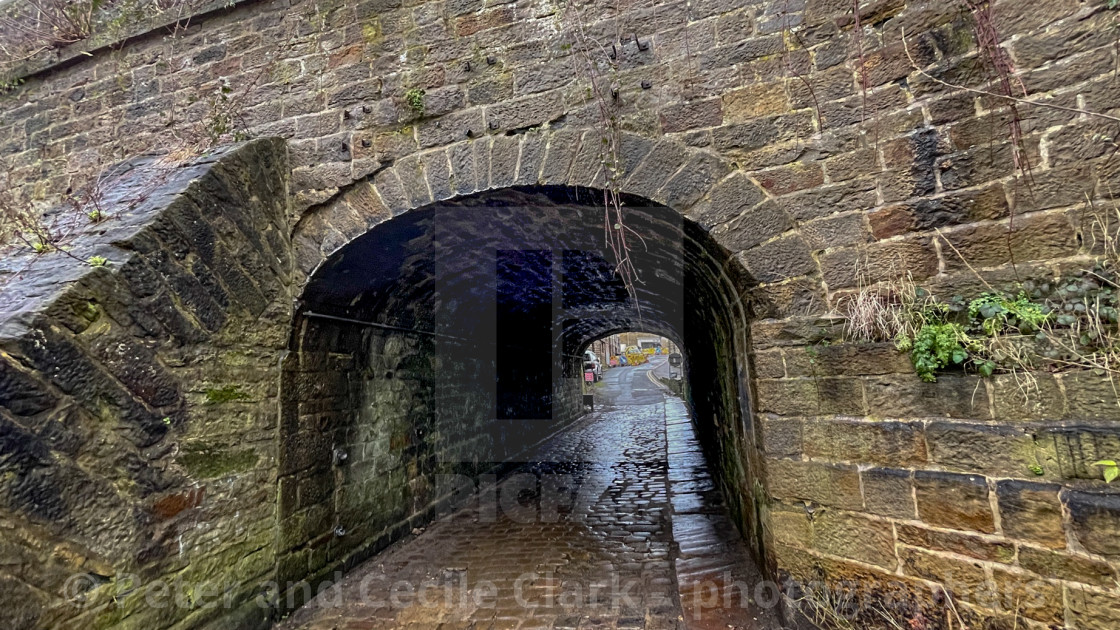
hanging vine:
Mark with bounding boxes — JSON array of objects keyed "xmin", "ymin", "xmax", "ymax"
[
  {"xmin": 565, "ymin": 6, "xmax": 646, "ymax": 315},
  {"xmin": 780, "ymin": 0, "xmax": 822, "ymax": 130},
  {"xmin": 960, "ymin": 0, "xmax": 1032, "ymax": 182}
]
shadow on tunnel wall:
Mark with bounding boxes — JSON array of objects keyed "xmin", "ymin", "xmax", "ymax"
[{"xmin": 277, "ymin": 184, "xmax": 765, "ymax": 612}]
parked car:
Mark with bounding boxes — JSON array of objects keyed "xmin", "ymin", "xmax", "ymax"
[{"xmin": 583, "ymin": 350, "xmax": 603, "ymax": 382}]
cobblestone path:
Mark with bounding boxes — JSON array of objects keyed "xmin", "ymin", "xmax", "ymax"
[{"xmin": 278, "ymin": 359, "xmax": 782, "ymax": 630}]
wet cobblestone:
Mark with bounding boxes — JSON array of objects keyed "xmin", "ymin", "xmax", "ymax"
[{"xmin": 278, "ymin": 362, "xmax": 781, "ymax": 630}]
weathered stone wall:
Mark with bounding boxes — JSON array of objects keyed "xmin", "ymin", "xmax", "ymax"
[
  {"xmin": 681, "ymin": 249, "xmax": 763, "ymax": 557},
  {"xmin": 278, "ymin": 313, "xmax": 585, "ymax": 614},
  {"xmin": 754, "ymin": 317, "xmax": 1120, "ymax": 627},
  {"xmin": 0, "ymin": 141, "xmax": 597, "ymax": 630},
  {"xmin": 2, "ymin": 0, "xmax": 1120, "ymax": 627},
  {"xmin": 278, "ymin": 319, "xmax": 490, "ymax": 610},
  {"xmin": 0, "ymin": 140, "xmax": 292, "ymax": 630}
]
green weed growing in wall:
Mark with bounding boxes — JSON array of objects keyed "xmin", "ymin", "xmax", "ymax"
[
  {"xmin": 846, "ymin": 261, "xmax": 1120, "ymax": 408},
  {"xmin": 405, "ymin": 88, "xmax": 425, "ymax": 116},
  {"xmin": 969, "ymin": 292, "xmax": 1049, "ymax": 336},
  {"xmin": 904, "ymin": 320, "xmax": 971, "ymax": 383},
  {"xmin": 1095, "ymin": 460, "xmax": 1119, "ymax": 483},
  {"xmin": 206, "ymin": 81, "xmax": 235, "ymax": 144},
  {"xmin": 0, "ymin": 76, "xmax": 24, "ymax": 95},
  {"xmin": 203, "ymin": 78, "xmax": 254, "ymax": 146}
]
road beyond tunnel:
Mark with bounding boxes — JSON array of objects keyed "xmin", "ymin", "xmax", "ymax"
[{"xmin": 277, "ymin": 356, "xmax": 781, "ymax": 630}]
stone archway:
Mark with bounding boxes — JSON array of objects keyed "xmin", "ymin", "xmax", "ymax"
[
  {"xmin": 288, "ymin": 130, "xmax": 760, "ymax": 285},
  {"xmin": 277, "ymin": 165, "xmax": 767, "ymax": 612},
  {"xmin": 0, "ymin": 134, "xmax": 771, "ymax": 629}
]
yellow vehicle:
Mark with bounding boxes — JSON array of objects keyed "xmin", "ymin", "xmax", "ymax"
[{"xmin": 624, "ymin": 351, "xmax": 648, "ymax": 366}]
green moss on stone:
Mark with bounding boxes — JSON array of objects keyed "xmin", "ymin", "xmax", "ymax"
[
  {"xmin": 204, "ymin": 384, "xmax": 250, "ymax": 404},
  {"xmin": 179, "ymin": 442, "xmax": 259, "ymax": 479},
  {"xmin": 361, "ymin": 21, "xmax": 381, "ymax": 44},
  {"xmin": 73, "ymin": 300, "xmax": 101, "ymax": 323},
  {"xmin": 92, "ymin": 604, "xmax": 125, "ymax": 630}
]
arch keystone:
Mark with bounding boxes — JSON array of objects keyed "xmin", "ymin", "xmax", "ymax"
[
  {"xmin": 418, "ymin": 149, "xmax": 455, "ymax": 201},
  {"xmin": 514, "ymin": 131, "xmax": 547, "ymax": 186},
  {"xmin": 539, "ymin": 129, "xmax": 582, "ymax": 186}
]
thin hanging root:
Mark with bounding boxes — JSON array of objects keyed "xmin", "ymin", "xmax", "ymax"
[
  {"xmin": 850, "ymin": 0, "xmax": 878, "ymax": 145},
  {"xmin": 566, "ymin": 6, "xmax": 645, "ymax": 317},
  {"xmin": 781, "ymin": 0, "xmax": 822, "ymax": 129}
]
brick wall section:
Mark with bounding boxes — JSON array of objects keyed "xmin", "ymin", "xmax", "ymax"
[
  {"xmin": 682, "ymin": 254, "xmax": 763, "ymax": 558},
  {"xmin": 0, "ymin": 0, "xmax": 1114, "ymax": 301},
  {"xmin": 754, "ymin": 316, "xmax": 1120, "ymax": 627}
]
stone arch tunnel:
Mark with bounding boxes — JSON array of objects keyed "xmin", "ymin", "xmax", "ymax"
[
  {"xmin": 1, "ymin": 138, "xmax": 774, "ymax": 630},
  {"xmin": 3, "ymin": 0, "xmax": 1120, "ymax": 628},
  {"xmin": 281, "ymin": 182, "xmax": 765, "ymax": 621}
]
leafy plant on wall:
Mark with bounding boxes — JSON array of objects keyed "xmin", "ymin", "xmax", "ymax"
[
  {"xmin": 404, "ymin": 88, "xmax": 425, "ymax": 117},
  {"xmin": 1095, "ymin": 460, "xmax": 1119, "ymax": 483}
]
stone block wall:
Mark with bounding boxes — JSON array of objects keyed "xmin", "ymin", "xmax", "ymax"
[
  {"xmin": 277, "ymin": 316, "xmax": 364, "ymax": 606},
  {"xmin": 682, "ymin": 265, "xmax": 764, "ymax": 559},
  {"xmin": 754, "ymin": 317, "xmax": 1120, "ymax": 627},
  {"xmin": 278, "ymin": 312, "xmax": 585, "ymax": 613},
  {"xmin": 0, "ymin": 140, "xmax": 292, "ymax": 630},
  {"xmin": 553, "ymin": 370, "xmax": 584, "ymax": 430}
]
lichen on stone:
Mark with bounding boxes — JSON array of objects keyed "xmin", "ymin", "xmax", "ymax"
[
  {"xmin": 178, "ymin": 442, "xmax": 259, "ymax": 479},
  {"xmin": 203, "ymin": 384, "xmax": 250, "ymax": 404}
]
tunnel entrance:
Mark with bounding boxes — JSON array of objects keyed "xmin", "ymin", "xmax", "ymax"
[{"xmin": 277, "ymin": 185, "xmax": 762, "ymax": 608}]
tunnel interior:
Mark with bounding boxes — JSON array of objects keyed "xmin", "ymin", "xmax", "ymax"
[{"xmin": 278, "ymin": 185, "xmax": 762, "ymax": 597}]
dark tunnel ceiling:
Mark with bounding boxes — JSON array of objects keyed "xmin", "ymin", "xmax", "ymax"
[{"xmin": 299, "ymin": 186, "xmax": 747, "ymax": 350}]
